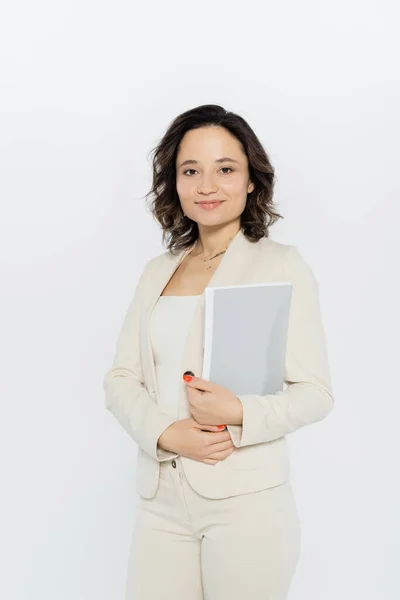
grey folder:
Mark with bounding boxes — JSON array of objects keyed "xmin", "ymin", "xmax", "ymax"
[{"xmin": 201, "ymin": 283, "xmax": 292, "ymax": 396}]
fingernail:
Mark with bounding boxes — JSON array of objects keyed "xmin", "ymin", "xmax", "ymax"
[
  {"xmin": 183, "ymin": 370, "xmax": 195, "ymax": 377},
  {"xmin": 217, "ymin": 425, "xmax": 227, "ymax": 429},
  {"xmin": 183, "ymin": 375, "xmax": 193, "ymax": 382}
]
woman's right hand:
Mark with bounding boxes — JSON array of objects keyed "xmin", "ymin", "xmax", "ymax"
[{"xmin": 157, "ymin": 418, "xmax": 235, "ymax": 465}]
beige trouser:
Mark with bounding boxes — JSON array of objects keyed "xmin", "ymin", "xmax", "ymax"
[{"xmin": 126, "ymin": 456, "xmax": 301, "ymax": 600}]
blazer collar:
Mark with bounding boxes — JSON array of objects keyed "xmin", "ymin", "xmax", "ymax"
[{"xmin": 151, "ymin": 227, "xmax": 253, "ymax": 301}]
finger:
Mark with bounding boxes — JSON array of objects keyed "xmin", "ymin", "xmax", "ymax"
[
  {"xmin": 193, "ymin": 423, "xmax": 226, "ymax": 432},
  {"xmin": 183, "ymin": 375, "xmax": 213, "ymax": 392},
  {"xmin": 207, "ymin": 440, "xmax": 234, "ymax": 453},
  {"xmin": 204, "ymin": 430, "xmax": 232, "ymax": 443},
  {"xmin": 207, "ymin": 448, "xmax": 235, "ymax": 461},
  {"xmin": 202, "ymin": 458, "xmax": 218, "ymax": 465}
]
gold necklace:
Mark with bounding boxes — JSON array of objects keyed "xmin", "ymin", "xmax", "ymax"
[{"xmin": 188, "ymin": 235, "xmax": 234, "ymax": 271}]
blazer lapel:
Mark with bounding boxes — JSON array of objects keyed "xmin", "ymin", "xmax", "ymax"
[{"xmin": 140, "ymin": 228, "xmax": 257, "ymax": 414}]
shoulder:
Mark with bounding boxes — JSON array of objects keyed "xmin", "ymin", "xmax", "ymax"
[
  {"xmin": 139, "ymin": 247, "xmax": 179, "ymax": 279},
  {"xmin": 261, "ymin": 236, "xmax": 311, "ymax": 262},
  {"xmin": 254, "ymin": 236, "xmax": 299, "ymax": 264},
  {"xmin": 144, "ymin": 247, "xmax": 177, "ymax": 269},
  {"xmin": 256, "ymin": 237, "xmax": 317, "ymax": 285},
  {"xmin": 256, "ymin": 236, "xmax": 290, "ymax": 257}
]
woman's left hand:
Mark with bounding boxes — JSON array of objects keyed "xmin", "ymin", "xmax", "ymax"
[{"xmin": 183, "ymin": 375, "xmax": 243, "ymax": 427}]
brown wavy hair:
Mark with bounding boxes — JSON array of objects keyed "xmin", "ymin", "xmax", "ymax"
[{"xmin": 144, "ymin": 104, "xmax": 283, "ymax": 253}]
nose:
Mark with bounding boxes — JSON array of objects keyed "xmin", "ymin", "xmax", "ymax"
[{"xmin": 197, "ymin": 174, "xmax": 218, "ymax": 195}]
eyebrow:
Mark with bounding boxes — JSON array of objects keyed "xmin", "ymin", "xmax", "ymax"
[{"xmin": 178, "ymin": 157, "xmax": 240, "ymax": 169}]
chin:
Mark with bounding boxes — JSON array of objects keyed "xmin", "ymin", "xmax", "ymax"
[{"xmin": 196, "ymin": 215, "xmax": 225, "ymax": 226}]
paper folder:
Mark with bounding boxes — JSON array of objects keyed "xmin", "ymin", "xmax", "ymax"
[{"xmin": 201, "ymin": 282, "xmax": 292, "ymax": 396}]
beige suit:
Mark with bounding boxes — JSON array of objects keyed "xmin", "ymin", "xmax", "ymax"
[{"xmin": 103, "ymin": 228, "xmax": 334, "ymax": 500}]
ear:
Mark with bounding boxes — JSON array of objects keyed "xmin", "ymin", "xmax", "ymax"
[{"xmin": 248, "ymin": 181, "xmax": 255, "ymax": 194}]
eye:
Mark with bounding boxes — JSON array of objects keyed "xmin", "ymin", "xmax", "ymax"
[{"xmin": 182, "ymin": 166, "xmax": 234, "ymax": 176}]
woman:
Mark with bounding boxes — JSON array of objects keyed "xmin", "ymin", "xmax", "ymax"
[{"xmin": 103, "ymin": 104, "xmax": 334, "ymax": 599}]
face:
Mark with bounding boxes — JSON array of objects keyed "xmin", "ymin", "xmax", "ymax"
[{"xmin": 175, "ymin": 126, "xmax": 255, "ymax": 229}]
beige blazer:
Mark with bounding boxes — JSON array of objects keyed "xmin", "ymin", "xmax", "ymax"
[{"xmin": 103, "ymin": 228, "xmax": 334, "ymax": 499}]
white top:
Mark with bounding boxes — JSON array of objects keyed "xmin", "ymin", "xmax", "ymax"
[{"xmin": 150, "ymin": 295, "xmax": 202, "ymax": 418}]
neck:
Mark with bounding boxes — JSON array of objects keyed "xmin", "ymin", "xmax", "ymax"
[{"xmin": 194, "ymin": 221, "xmax": 241, "ymax": 258}]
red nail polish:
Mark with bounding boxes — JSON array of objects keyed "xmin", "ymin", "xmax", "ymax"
[
  {"xmin": 183, "ymin": 375, "xmax": 193, "ymax": 382},
  {"xmin": 217, "ymin": 425, "xmax": 226, "ymax": 429}
]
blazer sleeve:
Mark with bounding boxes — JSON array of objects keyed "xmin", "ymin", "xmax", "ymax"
[
  {"xmin": 227, "ymin": 244, "xmax": 334, "ymax": 448},
  {"xmin": 103, "ymin": 259, "xmax": 179, "ymax": 462}
]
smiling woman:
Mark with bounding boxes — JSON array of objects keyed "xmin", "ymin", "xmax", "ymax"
[
  {"xmin": 105, "ymin": 104, "xmax": 334, "ymax": 600},
  {"xmin": 144, "ymin": 104, "xmax": 283, "ymax": 253}
]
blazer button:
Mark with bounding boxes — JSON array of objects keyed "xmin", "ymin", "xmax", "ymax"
[{"xmin": 171, "ymin": 459, "xmax": 176, "ymax": 468}]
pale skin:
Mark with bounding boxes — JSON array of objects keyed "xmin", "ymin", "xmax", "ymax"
[{"xmin": 157, "ymin": 125, "xmax": 254, "ymax": 465}]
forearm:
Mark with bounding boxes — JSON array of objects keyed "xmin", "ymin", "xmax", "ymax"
[
  {"xmin": 104, "ymin": 371, "xmax": 179, "ymax": 461},
  {"xmin": 227, "ymin": 381, "xmax": 333, "ymax": 447}
]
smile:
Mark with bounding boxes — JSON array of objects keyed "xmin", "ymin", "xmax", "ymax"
[{"xmin": 196, "ymin": 201, "xmax": 225, "ymax": 210}]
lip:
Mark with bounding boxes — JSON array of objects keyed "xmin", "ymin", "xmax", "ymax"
[{"xmin": 196, "ymin": 200, "xmax": 226, "ymax": 204}]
